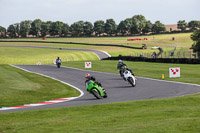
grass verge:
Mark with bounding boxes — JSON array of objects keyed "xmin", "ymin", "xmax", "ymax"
[
  {"xmin": 0, "ymin": 95, "xmax": 200, "ymax": 133},
  {"xmin": 0, "ymin": 65, "xmax": 80, "ymax": 107}
]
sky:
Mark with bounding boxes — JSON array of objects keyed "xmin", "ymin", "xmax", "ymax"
[{"xmin": 0, "ymin": 0, "xmax": 199, "ymax": 28}]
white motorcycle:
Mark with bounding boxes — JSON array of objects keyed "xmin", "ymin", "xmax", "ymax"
[{"xmin": 123, "ymin": 70, "xmax": 136, "ymax": 87}]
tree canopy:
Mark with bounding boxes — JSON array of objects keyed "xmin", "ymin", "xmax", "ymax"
[
  {"xmin": 2, "ymin": 15, "xmax": 199, "ymax": 38},
  {"xmin": 177, "ymin": 20, "xmax": 187, "ymax": 32},
  {"xmin": 152, "ymin": 21, "xmax": 166, "ymax": 34},
  {"xmin": 191, "ymin": 29, "xmax": 200, "ymax": 56}
]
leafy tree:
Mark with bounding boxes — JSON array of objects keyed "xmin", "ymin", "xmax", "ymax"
[
  {"xmin": 41, "ymin": 21, "xmax": 52, "ymax": 37},
  {"xmin": 191, "ymin": 29, "xmax": 200, "ymax": 57},
  {"xmin": 177, "ymin": 20, "xmax": 187, "ymax": 32},
  {"xmin": 152, "ymin": 21, "xmax": 166, "ymax": 34},
  {"xmin": 105, "ymin": 19, "xmax": 117, "ymax": 36},
  {"xmin": 188, "ymin": 20, "xmax": 200, "ymax": 30},
  {"xmin": 124, "ymin": 18, "xmax": 132, "ymax": 35},
  {"xmin": 0, "ymin": 26, "xmax": 6, "ymax": 38},
  {"xmin": 94, "ymin": 20, "xmax": 105, "ymax": 36},
  {"xmin": 117, "ymin": 20, "xmax": 127, "ymax": 35},
  {"xmin": 20, "ymin": 20, "xmax": 32, "ymax": 37},
  {"xmin": 117, "ymin": 18, "xmax": 132, "ymax": 35},
  {"xmin": 14, "ymin": 23, "xmax": 20, "ymax": 37},
  {"xmin": 7, "ymin": 25, "xmax": 15, "ymax": 38},
  {"xmin": 62, "ymin": 23, "xmax": 70, "ymax": 37},
  {"xmin": 131, "ymin": 15, "xmax": 147, "ymax": 34},
  {"xmin": 142, "ymin": 20, "xmax": 153, "ymax": 34},
  {"xmin": 83, "ymin": 21, "xmax": 93, "ymax": 36},
  {"xmin": 49, "ymin": 21, "xmax": 64, "ymax": 36},
  {"xmin": 70, "ymin": 21, "xmax": 84, "ymax": 37},
  {"xmin": 7, "ymin": 23, "xmax": 20, "ymax": 38},
  {"xmin": 30, "ymin": 19, "xmax": 42, "ymax": 37}
]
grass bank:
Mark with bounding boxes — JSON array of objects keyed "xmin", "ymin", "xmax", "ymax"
[
  {"xmin": 0, "ymin": 47, "xmax": 99, "ymax": 65},
  {"xmin": 0, "ymin": 65, "xmax": 80, "ymax": 107},
  {"xmin": 0, "ymin": 95, "xmax": 200, "ymax": 132}
]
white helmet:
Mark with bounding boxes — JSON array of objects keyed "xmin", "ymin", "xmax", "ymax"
[{"xmin": 118, "ymin": 60, "xmax": 122, "ymax": 63}]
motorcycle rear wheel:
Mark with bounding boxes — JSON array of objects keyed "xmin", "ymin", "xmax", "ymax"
[{"xmin": 103, "ymin": 92, "xmax": 108, "ymax": 98}]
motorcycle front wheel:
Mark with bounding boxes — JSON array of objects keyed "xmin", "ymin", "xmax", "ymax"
[
  {"xmin": 128, "ymin": 77, "xmax": 136, "ymax": 87},
  {"xmin": 91, "ymin": 89, "xmax": 102, "ymax": 99}
]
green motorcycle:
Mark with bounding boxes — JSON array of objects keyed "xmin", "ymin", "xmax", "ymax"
[{"xmin": 85, "ymin": 80, "xmax": 107, "ymax": 99}]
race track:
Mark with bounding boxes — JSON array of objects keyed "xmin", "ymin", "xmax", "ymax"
[{"xmin": 1, "ymin": 65, "xmax": 200, "ymax": 113}]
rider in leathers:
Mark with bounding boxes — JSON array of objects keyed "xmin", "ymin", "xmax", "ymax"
[
  {"xmin": 123, "ymin": 65, "xmax": 135, "ymax": 76},
  {"xmin": 85, "ymin": 73, "xmax": 103, "ymax": 88},
  {"xmin": 117, "ymin": 60, "xmax": 127, "ymax": 75}
]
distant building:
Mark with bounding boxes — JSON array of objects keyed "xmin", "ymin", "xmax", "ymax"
[{"xmin": 165, "ymin": 24, "xmax": 180, "ymax": 32}]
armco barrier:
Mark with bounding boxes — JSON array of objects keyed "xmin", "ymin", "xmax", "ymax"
[{"xmin": 102, "ymin": 56, "xmax": 200, "ymax": 64}]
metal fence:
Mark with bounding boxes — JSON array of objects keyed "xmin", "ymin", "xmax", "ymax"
[{"xmin": 131, "ymin": 50, "xmax": 198, "ymax": 59}]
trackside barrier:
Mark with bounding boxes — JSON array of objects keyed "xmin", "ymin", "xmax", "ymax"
[
  {"xmin": 102, "ymin": 56, "xmax": 200, "ymax": 64},
  {"xmin": 127, "ymin": 38, "xmax": 148, "ymax": 41}
]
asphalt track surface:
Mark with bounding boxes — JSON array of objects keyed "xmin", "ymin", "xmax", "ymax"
[
  {"xmin": 1, "ymin": 65, "xmax": 200, "ymax": 113},
  {"xmin": 0, "ymin": 45, "xmax": 110, "ymax": 60}
]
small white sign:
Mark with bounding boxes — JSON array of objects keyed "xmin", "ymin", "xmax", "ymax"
[
  {"xmin": 36, "ymin": 62, "xmax": 41, "ymax": 65},
  {"xmin": 169, "ymin": 67, "xmax": 180, "ymax": 78},
  {"xmin": 53, "ymin": 59, "xmax": 56, "ymax": 64},
  {"xmin": 85, "ymin": 62, "xmax": 92, "ymax": 68}
]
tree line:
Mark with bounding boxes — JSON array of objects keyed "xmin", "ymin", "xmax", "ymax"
[{"xmin": 0, "ymin": 15, "xmax": 200, "ymax": 38}]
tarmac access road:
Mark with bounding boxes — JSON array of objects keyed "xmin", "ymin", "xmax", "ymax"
[{"xmin": 1, "ymin": 65, "xmax": 200, "ymax": 113}]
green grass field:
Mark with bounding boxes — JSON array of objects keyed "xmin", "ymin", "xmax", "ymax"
[
  {"xmin": 0, "ymin": 33, "xmax": 194, "ymax": 58},
  {"xmin": 0, "ymin": 65, "xmax": 80, "ymax": 107},
  {"xmin": 0, "ymin": 33, "xmax": 193, "ymax": 47},
  {"xmin": 0, "ymin": 94, "xmax": 200, "ymax": 133},
  {"xmin": 0, "ymin": 47, "xmax": 99, "ymax": 64},
  {"xmin": 0, "ymin": 33, "xmax": 200, "ymax": 133}
]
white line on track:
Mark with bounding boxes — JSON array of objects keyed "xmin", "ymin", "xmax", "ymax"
[{"xmin": 101, "ymin": 50, "xmax": 111, "ymax": 57}]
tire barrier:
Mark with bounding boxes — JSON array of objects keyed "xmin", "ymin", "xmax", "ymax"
[{"xmin": 103, "ymin": 56, "xmax": 200, "ymax": 64}]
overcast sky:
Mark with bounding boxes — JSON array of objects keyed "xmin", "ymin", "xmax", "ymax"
[{"xmin": 0, "ymin": 0, "xmax": 199, "ymax": 28}]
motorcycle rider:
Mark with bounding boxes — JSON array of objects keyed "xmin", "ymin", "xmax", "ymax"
[
  {"xmin": 85, "ymin": 73, "xmax": 96, "ymax": 82},
  {"xmin": 123, "ymin": 65, "xmax": 135, "ymax": 76},
  {"xmin": 85, "ymin": 73, "xmax": 103, "ymax": 90},
  {"xmin": 56, "ymin": 57, "xmax": 62, "ymax": 68},
  {"xmin": 117, "ymin": 60, "xmax": 127, "ymax": 69},
  {"xmin": 117, "ymin": 60, "xmax": 127, "ymax": 77}
]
